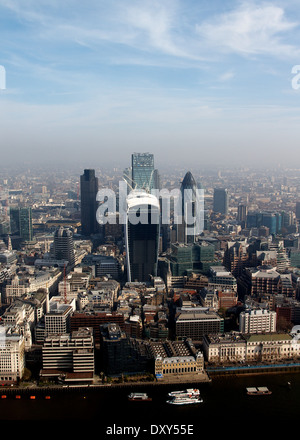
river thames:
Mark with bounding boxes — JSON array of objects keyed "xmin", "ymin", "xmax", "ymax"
[{"xmin": 0, "ymin": 371, "xmax": 299, "ymax": 436}]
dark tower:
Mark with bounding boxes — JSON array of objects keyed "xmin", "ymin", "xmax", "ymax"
[
  {"xmin": 213, "ymin": 188, "xmax": 229, "ymax": 215},
  {"xmin": 53, "ymin": 226, "xmax": 75, "ymax": 268},
  {"xmin": 80, "ymin": 169, "xmax": 99, "ymax": 236},
  {"xmin": 125, "ymin": 190, "xmax": 160, "ymax": 282}
]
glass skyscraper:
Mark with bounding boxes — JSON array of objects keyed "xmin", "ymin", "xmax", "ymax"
[
  {"xmin": 213, "ymin": 188, "xmax": 229, "ymax": 215},
  {"xmin": 176, "ymin": 171, "xmax": 200, "ymax": 243},
  {"xmin": 9, "ymin": 207, "xmax": 33, "ymax": 242},
  {"xmin": 131, "ymin": 152, "xmax": 160, "ymax": 192},
  {"xmin": 80, "ymin": 169, "xmax": 99, "ymax": 236},
  {"xmin": 125, "ymin": 190, "xmax": 160, "ymax": 282}
]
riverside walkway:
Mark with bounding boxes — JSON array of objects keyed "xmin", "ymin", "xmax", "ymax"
[{"xmin": 206, "ymin": 361, "xmax": 300, "ymax": 375}]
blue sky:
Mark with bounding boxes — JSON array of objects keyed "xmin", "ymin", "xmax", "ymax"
[{"xmin": 0, "ymin": 0, "xmax": 300, "ymax": 169}]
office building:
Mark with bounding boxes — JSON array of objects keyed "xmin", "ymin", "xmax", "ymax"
[
  {"xmin": 237, "ymin": 204, "xmax": 248, "ymax": 223},
  {"xmin": 203, "ymin": 332, "xmax": 298, "ymax": 364},
  {"xmin": 203, "ymin": 333, "xmax": 247, "ymax": 364},
  {"xmin": 175, "ymin": 309, "xmax": 224, "ymax": 341},
  {"xmin": 131, "ymin": 152, "xmax": 159, "ymax": 191},
  {"xmin": 246, "ymin": 211, "xmax": 282, "ymax": 235},
  {"xmin": 0, "ymin": 326, "xmax": 26, "ymax": 384},
  {"xmin": 9, "ymin": 207, "xmax": 20, "ymax": 234},
  {"xmin": 125, "ymin": 189, "xmax": 160, "ymax": 282},
  {"xmin": 223, "ymin": 240, "xmax": 249, "ymax": 277},
  {"xmin": 296, "ymin": 202, "xmax": 300, "ymax": 220},
  {"xmin": 20, "ymin": 207, "xmax": 33, "ymax": 242},
  {"xmin": 176, "ymin": 171, "xmax": 199, "ymax": 243},
  {"xmin": 213, "ymin": 188, "xmax": 228, "ymax": 215},
  {"xmin": 40, "ymin": 327, "xmax": 94, "ymax": 383},
  {"xmin": 208, "ymin": 266, "xmax": 237, "ymax": 290},
  {"xmin": 53, "ymin": 226, "xmax": 75, "ymax": 268},
  {"xmin": 9, "ymin": 207, "xmax": 33, "ymax": 242},
  {"xmin": 80, "ymin": 169, "xmax": 99, "ymax": 236},
  {"xmin": 100, "ymin": 323, "xmax": 151, "ymax": 376},
  {"xmin": 44, "ymin": 301, "xmax": 74, "ymax": 337},
  {"xmin": 239, "ymin": 309, "xmax": 277, "ymax": 333}
]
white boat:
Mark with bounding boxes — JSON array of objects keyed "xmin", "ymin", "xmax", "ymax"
[
  {"xmin": 167, "ymin": 395, "xmax": 203, "ymax": 405},
  {"xmin": 128, "ymin": 392, "xmax": 152, "ymax": 401},
  {"xmin": 168, "ymin": 388, "xmax": 200, "ymax": 397}
]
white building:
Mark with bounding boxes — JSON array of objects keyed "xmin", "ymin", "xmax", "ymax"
[
  {"xmin": 0, "ymin": 325, "xmax": 25, "ymax": 383},
  {"xmin": 4, "ymin": 268, "xmax": 61, "ymax": 304},
  {"xmin": 245, "ymin": 333, "xmax": 298, "ymax": 362},
  {"xmin": 203, "ymin": 331, "xmax": 300, "ymax": 364},
  {"xmin": 44, "ymin": 301, "xmax": 74, "ymax": 336},
  {"xmin": 203, "ymin": 333, "xmax": 247, "ymax": 364},
  {"xmin": 40, "ymin": 327, "xmax": 94, "ymax": 383},
  {"xmin": 239, "ymin": 308, "xmax": 277, "ymax": 334}
]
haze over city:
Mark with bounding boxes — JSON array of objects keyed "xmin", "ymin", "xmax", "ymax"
[{"xmin": 1, "ymin": 0, "xmax": 300, "ymax": 169}]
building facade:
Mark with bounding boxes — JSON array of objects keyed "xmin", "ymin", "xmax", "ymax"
[
  {"xmin": 80, "ymin": 169, "xmax": 99, "ymax": 236},
  {"xmin": 213, "ymin": 188, "xmax": 228, "ymax": 215},
  {"xmin": 239, "ymin": 309, "xmax": 277, "ymax": 334},
  {"xmin": 125, "ymin": 190, "xmax": 160, "ymax": 282},
  {"xmin": 53, "ymin": 226, "xmax": 75, "ymax": 268},
  {"xmin": 0, "ymin": 325, "xmax": 25, "ymax": 384},
  {"xmin": 40, "ymin": 327, "xmax": 94, "ymax": 383}
]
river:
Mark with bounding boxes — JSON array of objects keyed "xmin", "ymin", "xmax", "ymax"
[{"xmin": 0, "ymin": 372, "xmax": 298, "ymax": 436}]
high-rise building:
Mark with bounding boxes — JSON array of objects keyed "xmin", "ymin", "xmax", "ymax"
[
  {"xmin": 53, "ymin": 226, "xmax": 75, "ymax": 268},
  {"xmin": 246, "ymin": 211, "xmax": 282, "ymax": 235},
  {"xmin": 80, "ymin": 169, "xmax": 99, "ymax": 236},
  {"xmin": 296, "ymin": 202, "xmax": 300, "ymax": 220},
  {"xmin": 131, "ymin": 152, "xmax": 160, "ymax": 192},
  {"xmin": 125, "ymin": 189, "xmax": 160, "ymax": 282},
  {"xmin": 9, "ymin": 207, "xmax": 33, "ymax": 242},
  {"xmin": 19, "ymin": 207, "xmax": 33, "ymax": 242},
  {"xmin": 213, "ymin": 188, "xmax": 228, "ymax": 215},
  {"xmin": 176, "ymin": 171, "xmax": 199, "ymax": 243},
  {"xmin": 237, "ymin": 204, "xmax": 248, "ymax": 223},
  {"xmin": 9, "ymin": 207, "xmax": 20, "ymax": 234}
]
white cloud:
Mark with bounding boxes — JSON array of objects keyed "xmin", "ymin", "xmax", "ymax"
[{"xmin": 196, "ymin": 2, "xmax": 299, "ymax": 59}]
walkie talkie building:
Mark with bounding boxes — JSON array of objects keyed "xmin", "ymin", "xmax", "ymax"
[{"xmin": 125, "ymin": 189, "xmax": 160, "ymax": 283}]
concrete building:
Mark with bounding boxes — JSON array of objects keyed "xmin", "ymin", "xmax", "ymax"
[
  {"xmin": 0, "ymin": 325, "xmax": 26, "ymax": 384},
  {"xmin": 175, "ymin": 309, "xmax": 224, "ymax": 341},
  {"xmin": 44, "ymin": 301, "xmax": 74, "ymax": 337},
  {"xmin": 239, "ymin": 308, "xmax": 277, "ymax": 334},
  {"xmin": 203, "ymin": 333, "xmax": 247, "ymax": 364},
  {"xmin": 203, "ymin": 331, "xmax": 300, "ymax": 364},
  {"xmin": 40, "ymin": 327, "xmax": 94, "ymax": 383}
]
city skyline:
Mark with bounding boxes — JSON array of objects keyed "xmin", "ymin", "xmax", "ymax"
[{"xmin": 1, "ymin": 0, "xmax": 300, "ymax": 169}]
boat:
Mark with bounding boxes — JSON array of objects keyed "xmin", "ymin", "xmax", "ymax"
[
  {"xmin": 167, "ymin": 395, "xmax": 203, "ymax": 405},
  {"xmin": 128, "ymin": 392, "xmax": 152, "ymax": 401},
  {"xmin": 246, "ymin": 387, "xmax": 272, "ymax": 396},
  {"xmin": 168, "ymin": 388, "xmax": 200, "ymax": 398}
]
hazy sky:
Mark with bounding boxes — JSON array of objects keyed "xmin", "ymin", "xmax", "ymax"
[{"xmin": 1, "ymin": 0, "xmax": 300, "ymax": 169}]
